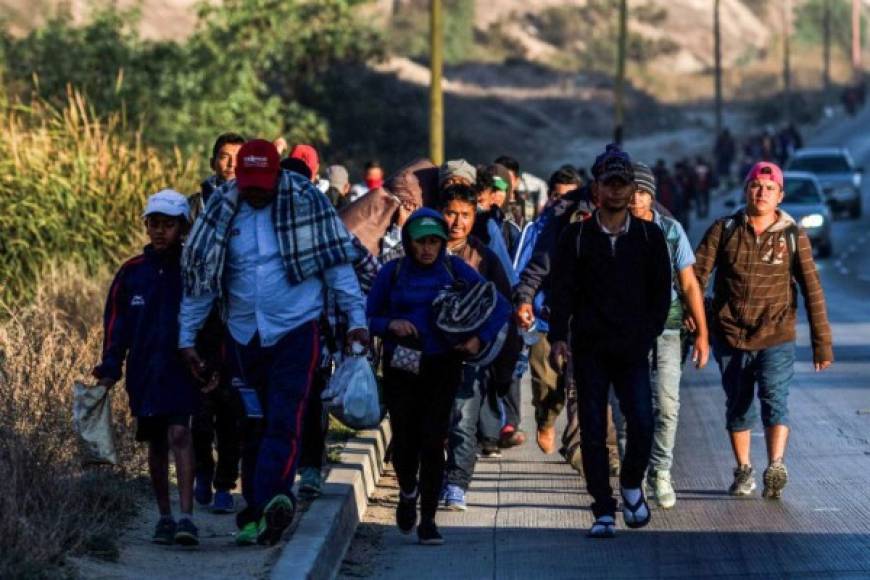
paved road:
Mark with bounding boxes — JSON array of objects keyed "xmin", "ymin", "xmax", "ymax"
[{"xmin": 341, "ymin": 112, "xmax": 870, "ymax": 579}]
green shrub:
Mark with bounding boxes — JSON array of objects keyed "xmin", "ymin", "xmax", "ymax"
[{"xmin": 0, "ymin": 89, "xmax": 199, "ymax": 307}]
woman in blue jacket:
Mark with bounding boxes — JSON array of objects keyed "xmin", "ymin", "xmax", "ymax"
[{"xmin": 367, "ymin": 208, "xmax": 504, "ymax": 545}]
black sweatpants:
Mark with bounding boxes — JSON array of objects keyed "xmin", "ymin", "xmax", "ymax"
[
  {"xmin": 192, "ymin": 387, "xmax": 242, "ymax": 491},
  {"xmin": 299, "ymin": 368, "xmax": 331, "ymax": 471},
  {"xmin": 383, "ymin": 352, "xmax": 462, "ymax": 521},
  {"xmin": 574, "ymin": 350, "xmax": 653, "ymax": 519}
]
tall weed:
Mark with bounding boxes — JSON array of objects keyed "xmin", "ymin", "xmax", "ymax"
[{"xmin": 0, "ymin": 88, "xmax": 198, "ymax": 307}]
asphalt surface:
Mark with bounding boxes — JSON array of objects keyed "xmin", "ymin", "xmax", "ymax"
[{"xmin": 340, "ymin": 111, "xmax": 870, "ymax": 579}]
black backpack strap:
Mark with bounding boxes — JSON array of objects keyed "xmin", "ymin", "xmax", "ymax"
[{"xmin": 713, "ymin": 215, "xmax": 739, "ymax": 268}]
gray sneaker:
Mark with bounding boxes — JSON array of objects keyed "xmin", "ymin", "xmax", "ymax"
[
  {"xmin": 728, "ymin": 464, "xmax": 756, "ymax": 496},
  {"xmin": 648, "ymin": 471, "xmax": 676, "ymax": 509},
  {"xmin": 762, "ymin": 461, "xmax": 788, "ymax": 499}
]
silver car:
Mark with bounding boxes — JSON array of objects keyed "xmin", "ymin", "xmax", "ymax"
[
  {"xmin": 780, "ymin": 172, "xmax": 833, "ymax": 258},
  {"xmin": 786, "ymin": 147, "xmax": 863, "ymax": 219}
]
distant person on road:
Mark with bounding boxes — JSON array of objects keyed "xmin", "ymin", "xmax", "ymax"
[
  {"xmin": 694, "ymin": 161, "xmax": 833, "ymax": 500},
  {"xmin": 548, "ymin": 144, "xmax": 672, "ymax": 538},
  {"xmin": 367, "ymin": 208, "xmax": 507, "ymax": 545},
  {"xmin": 198, "ymin": 132, "xmax": 245, "ymax": 211},
  {"xmin": 350, "ymin": 160, "xmax": 385, "ymax": 202},
  {"xmin": 496, "ymin": 154, "xmax": 549, "ymax": 220},
  {"xmin": 325, "ymin": 164, "xmax": 352, "ymax": 209},
  {"xmin": 694, "ymin": 155, "xmax": 714, "ymax": 219},
  {"xmin": 179, "ymin": 140, "xmax": 369, "ymax": 546},
  {"xmin": 192, "ymin": 133, "xmax": 246, "ymax": 516},
  {"xmin": 93, "ymin": 190, "xmax": 201, "ymax": 547},
  {"xmin": 625, "ymin": 162, "xmax": 710, "ymax": 510},
  {"xmin": 714, "ymin": 128, "xmax": 737, "ymax": 187}
]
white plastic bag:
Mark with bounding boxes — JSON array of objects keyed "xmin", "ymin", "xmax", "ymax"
[
  {"xmin": 325, "ymin": 356, "xmax": 381, "ymax": 429},
  {"xmin": 72, "ymin": 381, "xmax": 118, "ymax": 466}
]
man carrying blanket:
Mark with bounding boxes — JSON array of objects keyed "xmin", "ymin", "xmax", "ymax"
[{"xmin": 178, "ymin": 139, "xmax": 369, "ymax": 546}]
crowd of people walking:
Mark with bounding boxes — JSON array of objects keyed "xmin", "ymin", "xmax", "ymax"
[{"xmin": 92, "ymin": 127, "xmax": 833, "ymax": 548}]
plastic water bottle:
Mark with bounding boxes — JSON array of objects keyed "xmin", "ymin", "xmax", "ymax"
[{"xmin": 513, "ymin": 321, "xmax": 540, "ymax": 379}]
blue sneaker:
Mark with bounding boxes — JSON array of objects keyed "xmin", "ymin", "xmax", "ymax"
[
  {"xmin": 194, "ymin": 473, "xmax": 213, "ymax": 507},
  {"xmin": 211, "ymin": 490, "xmax": 235, "ymax": 514},
  {"xmin": 444, "ymin": 484, "xmax": 467, "ymax": 511}
]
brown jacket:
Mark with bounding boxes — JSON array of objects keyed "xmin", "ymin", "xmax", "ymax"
[{"xmin": 694, "ymin": 210, "xmax": 833, "ymax": 363}]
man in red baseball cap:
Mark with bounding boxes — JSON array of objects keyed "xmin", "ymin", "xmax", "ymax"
[
  {"xmin": 694, "ymin": 160, "xmax": 832, "ymax": 502},
  {"xmin": 179, "ymin": 137, "xmax": 368, "ymax": 547},
  {"xmin": 235, "ymin": 139, "xmax": 282, "ymax": 207}
]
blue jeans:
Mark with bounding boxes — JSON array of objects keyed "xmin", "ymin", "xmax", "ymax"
[
  {"xmin": 446, "ymin": 364, "xmax": 502, "ymax": 490},
  {"xmin": 227, "ymin": 323, "xmax": 319, "ymax": 515},
  {"xmin": 574, "ymin": 351, "xmax": 653, "ymax": 519},
  {"xmin": 713, "ymin": 339, "xmax": 795, "ymax": 431},
  {"xmin": 649, "ymin": 331, "xmax": 683, "ymax": 473}
]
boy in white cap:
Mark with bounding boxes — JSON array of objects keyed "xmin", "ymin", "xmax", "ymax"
[{"xmin": 93, "ymin": 189, "xmax": 203, "ymax": 547}]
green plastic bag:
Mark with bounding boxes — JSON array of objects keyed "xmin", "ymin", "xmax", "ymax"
[{"xmin": 72, "ymin": 381, "xmax": 118, "ymax": 466}]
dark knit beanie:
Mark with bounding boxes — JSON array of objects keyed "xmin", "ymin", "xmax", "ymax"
[{"xmin": 633, "ymin": 162, "xmax": 657, "ymax": 197}]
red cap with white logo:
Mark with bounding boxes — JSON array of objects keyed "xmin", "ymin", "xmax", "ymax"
[{"xmin": 236, "ymin": 139, "xmax": 281, "ymax": 190}]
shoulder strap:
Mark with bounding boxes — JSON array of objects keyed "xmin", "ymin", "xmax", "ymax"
[
  {"xmin": 785, "ymin": 224, "xmax": 800, "ymax": 277},
  {"xmin": 714, "ymin": 216, "xmax": 739, "ymax": 267}
]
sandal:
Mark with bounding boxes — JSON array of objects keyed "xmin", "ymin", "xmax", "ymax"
[
  {"xmin": 587, "ymin": 515, "xmax": 616, "ymax": 538},
  {"xmin": 621, "ymin": 488, "xmax": 651, "ymax": 529}
]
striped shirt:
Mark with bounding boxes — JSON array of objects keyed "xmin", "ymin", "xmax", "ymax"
[{"xmin": 694, "ymin": 210, "xmax": 833, "ymax": 362}]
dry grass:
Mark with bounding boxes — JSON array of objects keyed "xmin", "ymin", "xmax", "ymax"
[{"xmin": 0, "ymin": 269, "xmax": 146, "ymax": 579}]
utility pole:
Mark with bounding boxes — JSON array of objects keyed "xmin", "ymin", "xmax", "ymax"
[
  {"xmin": 783, "ymin": 0, "xmax": 792, "ymax": 123},
  {"xmin": 614, "ymin": 0, "xmax": 627, "ymax": 145},
  {"xmin": 853, "ymin": 0, "xmax": 862, "ymax": 78},
  {"xmin": 823, "ymin": 0, "xmax": 831, "ymax": 98},
  {"xmin": 429, "ymin": 0, "xmax": 444, "ymax": 165},
  {"xmin": 714, "ymin": 0, "xmax": 723, "ymax": 135}
]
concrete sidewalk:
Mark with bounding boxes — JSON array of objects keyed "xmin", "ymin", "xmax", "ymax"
[{"xmin": 341, "ymin": 361, "xmax": 870, "ymax": 579}]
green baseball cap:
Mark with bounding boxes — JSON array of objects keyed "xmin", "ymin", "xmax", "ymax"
[
  {"xmin": 492, "ymin": 175, "xmax": 509, "ymax": 192},
  {"xmin": 407, "ymin": 216, "xmax": 447, "ymax": 241}
]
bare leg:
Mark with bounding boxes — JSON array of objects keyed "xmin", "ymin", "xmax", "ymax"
[
  {"xmin": 729, "ymin": 429, "xmax": 752, "ymax": 466},
  {"xmin": 149, "ymin": 443, "xmax": 171, "ymax": 516},
  {"xmin": 169, "ymin": 425, "xmax": 195, "ymax": 515},
  {"xmin": 764, "ymin": 425, "xmax": 789, "ymax": 464}
]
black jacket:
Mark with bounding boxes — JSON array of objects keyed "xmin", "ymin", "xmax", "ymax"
[
  {"xmin": 513, "ymin": 185, "xmax": 595, "ymax": 306},
  {"xmin": 547, "ymin": 212, "xmax": 672, "ymax": 362}
]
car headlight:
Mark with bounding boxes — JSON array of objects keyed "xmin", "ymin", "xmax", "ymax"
[
  {"xmin": 831, "ymin": 186, "xmax": 856, "ymax": 200},
  {"xmin": 800, "ymin": 213, "xmax": 825, "ymax": 228},
  {"xmin": 853, "ymin": 173, "xmax": 862, "ymax": 188}
]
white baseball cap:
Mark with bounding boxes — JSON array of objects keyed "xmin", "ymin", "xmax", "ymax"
[{"xmin": 143, "ymin": 189, "xmax": 191, "ymax": 222}]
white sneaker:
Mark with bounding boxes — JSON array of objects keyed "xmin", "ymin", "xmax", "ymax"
[{"xmin": 649, "ymin": 471, "xmax": 676, "ymax": 509}]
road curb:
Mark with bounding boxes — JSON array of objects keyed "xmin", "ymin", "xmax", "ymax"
[{"xmin": 270, "ymin": 419, "xmax": 392, "ymax": 580}]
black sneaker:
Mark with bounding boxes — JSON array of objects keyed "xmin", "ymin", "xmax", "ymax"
[
  {"xmin": 257, "ymin": 494, "xmax": 297, "ymax": 546},
  {"xmin": 728, "ymin": 464, "xmax": 757, "ymax": 496},
  {"xmin": 152, "ymin": 517, "xmax": 176, "ymax": 545},
  {"xmin": 417, "ymin": 519, "xmax": 444, "ymax": 545},
  {"xmin": 480, "ymin": 440, "xmax": 502, "ymax": 459},
  {"xmin": 174, "ymin": 518, "xmax": 199, "ymax": 547},
  {"xmin": 396, "ymin": 493, "xmax": 418, "ymax": 534},
  {"xmin": 762, "ymin": 461, "xmax": 788, "ymax": 499}
]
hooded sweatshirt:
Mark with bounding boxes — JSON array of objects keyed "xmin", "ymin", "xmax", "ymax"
[
  {"xmin": 367, "ymin": 208, "xmax": 505, "ymax": 356},
  {"xmin": 694, "ymin": 209, "xmax": 833, "ymax": 361}
]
